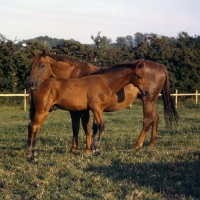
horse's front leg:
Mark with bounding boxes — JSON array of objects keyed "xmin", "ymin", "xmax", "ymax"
[
  {"xmin": 26, "ymin": 112, "xmax": 49, "ymax": 162},
  {"xmin": 80, "ymin": 110, "xmax": 91, "ymax": 154},
  {"xmin": 69, "ymin": 111, "xmax": 81, "ymax": 152},
  {"xmin": 26, "ymin": 122, "xmax": 39, "ymax": 162},
  {"xmin": 70, "ymin": 110, "xmax": 91, "ymax": 154},
  {"xmin": 90, "ymin": 110, "xmax": 105, "ymax": 155}
]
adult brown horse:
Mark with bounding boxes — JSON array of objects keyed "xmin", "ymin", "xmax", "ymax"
[
  {"xmin": 27, "ymin": 50, "xmax": 178, "ymax": 155},
  {"xmin": 26, "ymin": 61, "xmax": 148, "ymax": 161}
]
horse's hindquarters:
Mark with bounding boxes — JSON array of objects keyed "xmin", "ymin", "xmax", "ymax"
[{"xmin": 104, "ymin": 84, "xmax": 139, "ymax": 111}]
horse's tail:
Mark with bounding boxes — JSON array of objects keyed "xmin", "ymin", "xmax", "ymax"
[
  {"xmin": 160, "ymin": 64, "xmax": 179, "ymax": 127},
  {"xmin": 29, "ymin": 91, "xmax": 35, "ymax": 120}
]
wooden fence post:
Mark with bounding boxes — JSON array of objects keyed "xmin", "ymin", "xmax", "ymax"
[
  {"xmin": 24, "ymin": 89, "xmax": 26, "ymax": 111},
  {"xmin": 196, "ymin": 90, "xmax": 198, "ymax": 104},
  {"xmin": 175, "ymin": 89, "xmax": 178, "ymax": 108}
]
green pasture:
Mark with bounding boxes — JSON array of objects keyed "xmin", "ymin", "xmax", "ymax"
[{"xmin": 0, "ymin": 100, "xmax": 199, "ymax": 199}]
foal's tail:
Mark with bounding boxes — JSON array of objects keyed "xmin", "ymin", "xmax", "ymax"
[
  {"xmin": 29, "ymin": 91, "xmax": 35, "ymax": 120},
  {"xmin": 160, "ymin": 64, "xmax": 179, "ymax": 127}
]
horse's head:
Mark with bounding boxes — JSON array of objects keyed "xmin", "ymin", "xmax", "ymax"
[
  {"xmin": 132, "ymin": 61, "xmax": 149, "ymax": 96},
  {"xmin": 27, "ymin": 49, "xmax": 56, "ymax": 90}
]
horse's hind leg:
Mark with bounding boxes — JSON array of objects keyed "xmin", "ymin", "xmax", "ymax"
[
  {"xmin": 26, "ymin": 111, "xmax": 49, "ymax": 161},
  {"xmin": 133, "ymin": 118, "xmax": 152, "ymax": 150},
  {"xmin": 90, "ymin": 109, "xmax": 105, "ymax": 155},
  {"xmin": 149, "ymin": 105, "xmax": 159, "ymax": 147},
  {"xmin": 133, "ymin": 100, "xmax": 158, "ymax": 150}
]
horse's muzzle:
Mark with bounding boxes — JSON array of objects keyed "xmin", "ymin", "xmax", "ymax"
[
  {"xmin": 27, "ymin": 81, "xmax": 38, "ymax": 91},
  {"xmin": 141, "ymin": 89, "xmax": 149, "ymax": 96}
]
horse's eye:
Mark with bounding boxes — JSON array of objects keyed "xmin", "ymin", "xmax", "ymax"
[
  {"xmin": 137, "ymin": 75, "xmax": 142, "ymax": 79},
  {"xmin": 39, "ymin": 63, "xmax": 45, "ymax": 68}
]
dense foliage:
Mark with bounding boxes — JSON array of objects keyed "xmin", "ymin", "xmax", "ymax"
[{"xmin": 0, "ymin": 32, "xmax": 200, "ymax": 93}]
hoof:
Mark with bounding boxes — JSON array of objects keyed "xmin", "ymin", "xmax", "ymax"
[
  {"xmin": 91, "ymin": 146, "xmax": 101, "ymax": 156},
  {"xmin": 70, "ymin": 147, "xmax": 76, "ymax": 153},
  {"xmin": 27, "ymin": 156, "xmax": 37, "ymax": 162},
  {"xmin": 133, "ymin": 144, "xmax": 142, "ymax": 150},
  {"xmin": 148, "ymin": 143, "xmax": 156, "ymax": 148},
  {"xmin": 83, "ymin": 149, "xmax": 91, "ymax": 154},
  {"xmin": 93, "ymin": 151, "xmax": 101, "ymax": 156}
]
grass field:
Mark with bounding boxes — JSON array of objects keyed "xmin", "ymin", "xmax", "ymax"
[{"xmin": 0, "ymin": 100, "xmax": 199, "ymax": 200}]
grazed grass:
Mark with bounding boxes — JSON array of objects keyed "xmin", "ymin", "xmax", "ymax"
[{"xmin": 0, "ymin": 101, "xmax": 199, "ymax": 200}]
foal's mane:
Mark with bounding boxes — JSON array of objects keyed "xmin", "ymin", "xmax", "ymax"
[
  {"xmin": 90, "ymin": 61, "xmax": 137, "ymax": 75},
  {"xmin": 42, "ymin": 53, "xmax": 93, "ymax": 68}
]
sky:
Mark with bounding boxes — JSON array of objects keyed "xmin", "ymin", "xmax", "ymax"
[{"xmin": 0, "ymin": 0, "xmax": 200, "ymax": 44}]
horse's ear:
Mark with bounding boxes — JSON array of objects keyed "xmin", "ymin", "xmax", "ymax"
[
  {"xmin": 30, "ymin": 50, "xmax": 36, "ymax": 58},
  {"xmin": 140, "ymin": 61, "xmax": 145, "ymax": 68},
  {"xmin": 136, "ymin": 60, "xmax": 145, "ymax": 69},
  {"xmin": 42, "ymin": 49, "xmax": 47, "ymax": 57},
  {"xmin": 135, "ymin": 61, "xmax": 140, "ymax": 70},
  {"xmin": 135, "ymin": 61, "xmax": 145, "ymax": 77}
]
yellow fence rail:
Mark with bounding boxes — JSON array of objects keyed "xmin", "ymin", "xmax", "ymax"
[
  {"xmin": 172, "ymin": 90, "xmax": 199, "ymax": 107},
  {"xmin": 0, "ymin": 89, "xmax": 29, "ymax": 111},
  {"xmin": 0, "ymin": 89, "xmax": 199, "ymax": 111}
]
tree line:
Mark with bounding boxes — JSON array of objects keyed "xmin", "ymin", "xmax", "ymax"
[{"xmin": 0, "ymin": 32, "xmax": 200, "ymax": 93}]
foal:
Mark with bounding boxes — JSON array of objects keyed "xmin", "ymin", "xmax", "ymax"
[{"xmin": 26, "ymin": 61, "xmax": 148, "ymax": 161}]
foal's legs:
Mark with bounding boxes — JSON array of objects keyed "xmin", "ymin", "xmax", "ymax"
[
  {"xmin": 69, "ymin": 110, "xmax": 91, "ymax": 153},
  {"xmin": 133, "ymin": 97, "xmax": 159, "ymax": 150},
  {"xmin": 26, "ymin": 111, "xmax": 50, "ymax": 161}
]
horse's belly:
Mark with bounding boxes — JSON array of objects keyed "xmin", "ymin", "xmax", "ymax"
[
  {"xmin": 59, "ymin": 97, "xmax": 88, "ymax": 111},
  {"xmin": 104, "ymin": 84, "xmax": 139, "ymax": 112}
]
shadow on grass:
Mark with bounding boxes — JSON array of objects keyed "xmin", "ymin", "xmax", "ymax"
[{"xmin": 85, "ymin": 152, "xmax": 200, "ymax": 199}]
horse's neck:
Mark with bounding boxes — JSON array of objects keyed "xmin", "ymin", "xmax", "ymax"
[
  {"xmin": 50, "ymin": 60, "xmax": 99, "ymax": 79},
  {"xmin": 102, "ymin": 68, "xmax": 133, "ymax": 95}
]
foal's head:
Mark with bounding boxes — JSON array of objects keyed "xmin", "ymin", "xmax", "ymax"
[
  {"xmin": 132, "ymin": 61, "xmax": 149, "ymax": 96},
  {"xmin": 27, "ymin": 49, "xmax": 56, "ymax": 90}
]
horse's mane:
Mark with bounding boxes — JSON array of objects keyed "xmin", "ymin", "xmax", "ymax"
[
  {"xmin": 42, "ymin": 53, "xmax": 93, "ymax": 68},
  {"xmin": 90, "ymin": 61, "xmax": 137, "ymax": 75}
]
